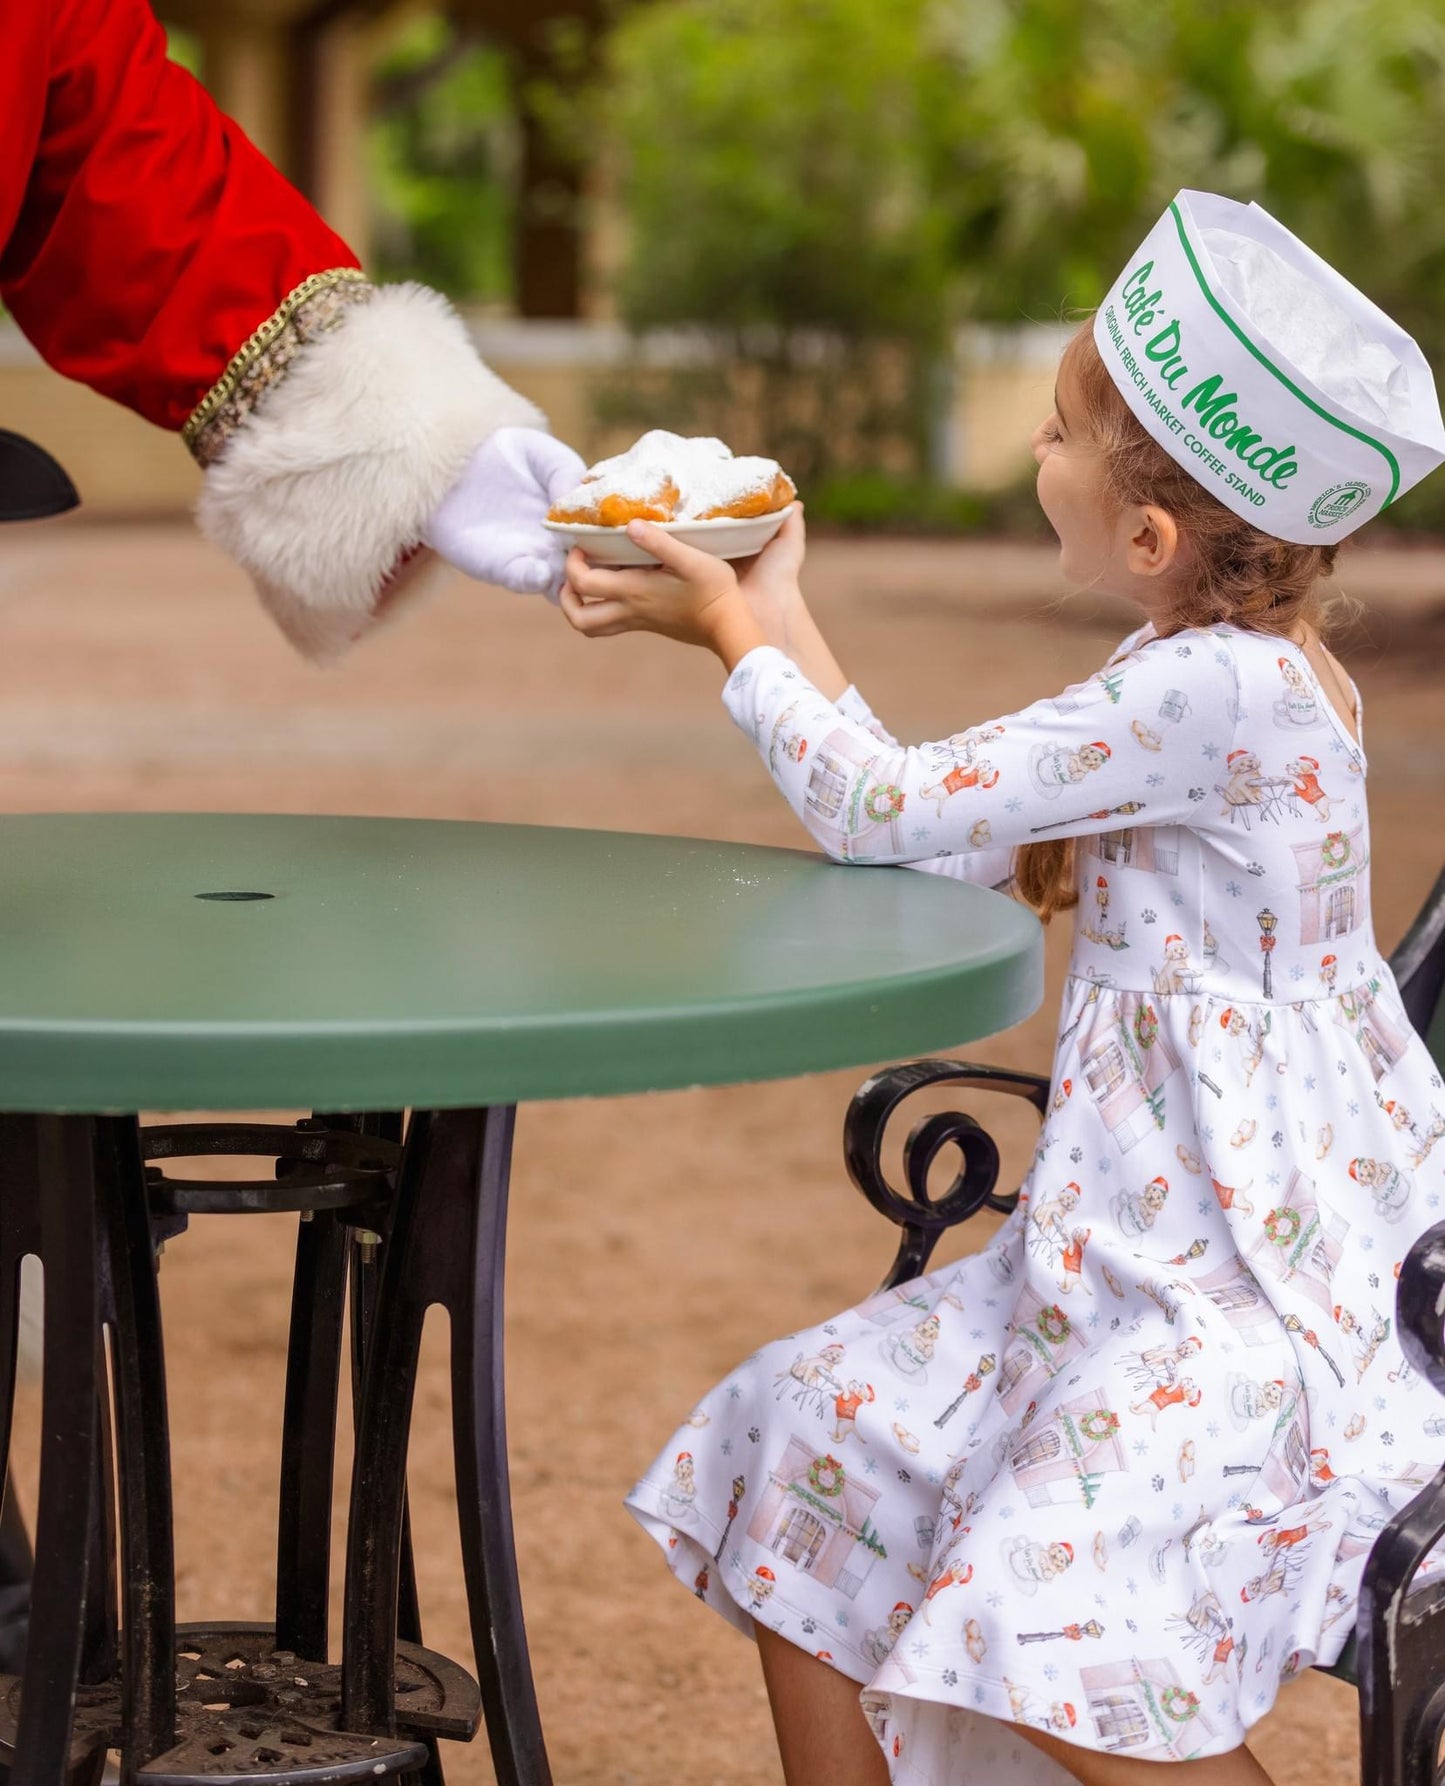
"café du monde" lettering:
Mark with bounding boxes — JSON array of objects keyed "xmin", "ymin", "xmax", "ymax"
[{"xmin": 1121, "ymin": 261, "xmax": 1299, "ymax": 489}]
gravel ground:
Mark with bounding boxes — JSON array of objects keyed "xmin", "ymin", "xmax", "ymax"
[{"xmin": 1, "ymin": 518, "xmax": 1442, "ymax": 1783}]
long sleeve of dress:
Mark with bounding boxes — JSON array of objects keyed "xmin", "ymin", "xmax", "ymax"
[{"xmin": 722, "ymin": 630, "xmax": 1241, "ymax": 868}]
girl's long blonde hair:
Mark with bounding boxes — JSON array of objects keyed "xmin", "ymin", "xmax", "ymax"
[{"xmin": 1014, "ymin": 324, "xmax": 1343, "ymax": 922}]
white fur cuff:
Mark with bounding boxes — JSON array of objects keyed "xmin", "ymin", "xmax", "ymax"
[{"xmin": 196, "ymin": 283, "xmax": 544, "ymax": 659}]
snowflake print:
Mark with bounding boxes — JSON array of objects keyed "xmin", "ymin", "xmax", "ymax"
[
  {"xmin": 1304, "ymin": 1076, "xmax": 1316, "ymax": 1092},
  {"xmin": 1348, "ymin": 1101, "xmax": 1360, "ymax": 1117},
  {"xmin": 1225, "ymin": 880, "xmax": 1242, "ymax": 897},
  {"xmin": 986, "ymin": 1591, "xmax": 1005, "ymax": 1609},
  {"xmin": 1005, "ymin": 797, "xmax": 1024, "ymax": 814},
  {"xmin": 1206, "ymin": 1422, "xmax": 1221, "ymax": 1439},
  {"xmin": 1043, "ymin": 1663, "xmax": 1060, "ymax": 1681},
  {"xmin": 1202, "ymin": 742, "xmax": 1221, "ymax": 760},
  {"xmin": 721, "ymin": 1438, "xmax": 733, "ymax": 1456},
  {"xmin": 1290, "ymin": 963, "xmax": 1306, "ymax": 982},
  {"xmin": 1127, "ymin": 1578, "xmax": 1140, "ymax": 1596},
  {"xmin": 1146, "ymin": 774, "xmax": 1165, "ymax": 788},
  {"xmin": 1172, "ymin": 890, "xmax": 1186, "ymax": 906},
  {"xmin": 863, "ymin": 1456, "xmax": 879, "ymax": 1475}
]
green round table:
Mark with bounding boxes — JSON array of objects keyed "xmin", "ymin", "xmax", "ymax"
[{"xmin": 0, "ymin": 813, "xmax": 1041, "ymax": 1786}]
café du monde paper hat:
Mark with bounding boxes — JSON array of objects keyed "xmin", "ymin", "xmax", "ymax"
[{"xmin": 1092, "ymin": 189, "xmax": 1445, "ymax": 542}]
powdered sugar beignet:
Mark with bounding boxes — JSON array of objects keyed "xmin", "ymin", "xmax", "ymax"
[{"xmin": 547, "ymin": 430, "xmax": 796, "ymax": 526}]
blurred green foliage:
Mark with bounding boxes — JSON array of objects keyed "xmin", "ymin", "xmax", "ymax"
[
  {"xmin": 365, "ymin": 0, "xmax": 1445, "ymax": 523},
  {"xmin": 366, "ymin": 12, "xmax": 516, "ymax": 306},
  {"xmin": 596, "ymin": 0, "xmax": 1445, "ymax": 492}
]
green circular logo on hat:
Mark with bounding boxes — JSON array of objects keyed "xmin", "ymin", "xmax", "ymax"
[{"xmin": 1308, "ymin": 481, "xmax": 1372, "ymax": 529}]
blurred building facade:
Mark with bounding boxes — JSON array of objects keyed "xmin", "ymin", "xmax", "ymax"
[{"xmin": 0, "ymin": 0, "xmax": 1047, "ymax": 516}]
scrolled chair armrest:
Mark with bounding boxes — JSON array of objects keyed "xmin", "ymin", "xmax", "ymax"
[
  {"xmin": 1395, "ymin": 1218, "xmax": 1445, "ymax": 1400},
  {"xmin": 843, "ymin": 1059, "xmax": 1050, "ymax": 1292}
]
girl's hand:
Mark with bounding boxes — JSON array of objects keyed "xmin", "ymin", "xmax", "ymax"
[{"xmin": 560, "ymin": 521, "xmax": 767, "ymax": 669}]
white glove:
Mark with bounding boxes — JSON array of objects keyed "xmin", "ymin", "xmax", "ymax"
[{"xmin": 423, "ymin": 426, "xmax": 587, "ymax": 598}]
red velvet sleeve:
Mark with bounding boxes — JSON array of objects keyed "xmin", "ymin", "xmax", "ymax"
[{"xmin": 0, "ymin": 0, "xmax": 360, "ymax": 433}]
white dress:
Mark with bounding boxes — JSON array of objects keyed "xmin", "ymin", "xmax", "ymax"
[{"xmin": 626, "ymin": 623, "xmax": 1445, "ymax": 1781}]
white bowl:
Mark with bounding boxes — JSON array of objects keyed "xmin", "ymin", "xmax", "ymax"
[{"xmin": 544, "ymin": 504, "xmax": 795, "ymax": 566}]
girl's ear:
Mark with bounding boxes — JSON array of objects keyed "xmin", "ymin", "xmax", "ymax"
[{"xmin": 1124, "ymin": 503, "xmax": 1182, "ymax": 579}]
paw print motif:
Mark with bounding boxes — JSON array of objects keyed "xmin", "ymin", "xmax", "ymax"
[
  {"xmin": 801, "ymin": 1616, "xmax": 817, "ymax": 1634},
  {"xmin": 1247, "ymin": 862, "xmax": 1265, "ymax": 877},
  {"xmin": 748, "ymin": 1426, "xmax": 761, "ymax": 1443},
  {"xmin": 1368, "ymin": 1272, "xmax": 1380, "ymax": 1289},
  {"xmin": 1188, "ymin": 786, "xmax": 1206, "ymax": 802},
  {"xmin": 1175, "ymin": 644, "xmax": 1193, "ymax": 657},
  {"xmin": 1070, "ymin": 1146, "xmax": 1084, "ymax": 1164},
  {"xmin": 942, "ymin": 1669, "xmax": 958, "ymax": 1686},
  {"xmin": 1151, "ymin": 1474, "xmax": 1165, "ymax": 1492},
  {"xmin": 898, "ymin": 1468, "xmax": 912, "ymax": 1483},
  {"xmin": 1142, "ymin": 908, "xmax": 1157, "ymax": 924},
  {"xmin": 1272, "ymin": 1131, "xmax": 1284, "ymax": 1149}
]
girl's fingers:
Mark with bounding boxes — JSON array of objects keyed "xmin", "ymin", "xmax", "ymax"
[
  {"xmin": 559, "ymin": 582, "xmax": 632, "ymax": 635},
  {"xmin": 626, "ymin": 520, "xmax": 724, "ymax": 580},
  {"xmin": 761, "ymin": 504, "xmax": 807, "ymax": 565},
  {"xmin": 565, "ymin": 548, "xmax": 673, "ymax": 603}
]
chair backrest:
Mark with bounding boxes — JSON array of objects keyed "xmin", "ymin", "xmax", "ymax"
[{"xmin": 1389, "ymin": 866, "xmax": 1445, "ymax": 1069}]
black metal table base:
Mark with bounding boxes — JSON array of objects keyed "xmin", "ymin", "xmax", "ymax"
[
  {"xmin": 0, "ymin": 1106, "xmax": 551, "ymax": 1786},
  {"xmin": 0, "ymin": 1622, "xmax": 478, "ymax": 1783}
]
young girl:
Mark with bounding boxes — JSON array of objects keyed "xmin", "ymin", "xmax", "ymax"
[{"xmin": 562, "ymin": 192, "xmax": 1445, "ymax": 1785}]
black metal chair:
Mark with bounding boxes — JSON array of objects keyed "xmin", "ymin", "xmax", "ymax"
[{"xmin": 842, "ymin": 866, "xmax": 1445, "ymax": 1785}]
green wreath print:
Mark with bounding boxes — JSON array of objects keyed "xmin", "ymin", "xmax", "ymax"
[
  {"xmin": 864, "ymin": 783, "xmax": 906, "ymax": 823},
  {"xmin": 1078, "ymin": 1408, "xmax": 1120, "ymax": 1444},
  {"xmin": 1036, "ymin": 1304, "xmax": 1070, "ymax": 1345},
  {"xmin": 808, "ymin": 1455, "xmax": 847, "ymax": 1498}
]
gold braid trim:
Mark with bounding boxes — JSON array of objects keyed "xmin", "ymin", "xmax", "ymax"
[{"xmin": 183, "ymin": 267, "xmax": 374, "ymax": 468}]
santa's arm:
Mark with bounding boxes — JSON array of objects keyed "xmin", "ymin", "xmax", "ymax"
[{"xmin": 0, "ymin": 0, "xmax": 558, "ymax": 658}]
